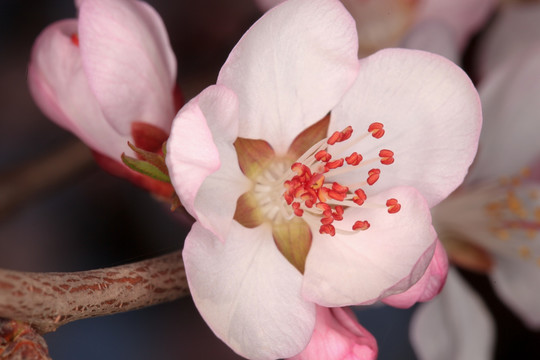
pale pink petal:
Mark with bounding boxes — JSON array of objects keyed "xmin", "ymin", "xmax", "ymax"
[
  {"xmin": 491, "ymin": 255, "xmax": 540, "ymax": 328},
  {"xmin": 416, "ymin": 0, "xmax": 496, "ymax": 50},
  {"xmin": 166, "ymin": 85, "xmax": 250, "ymax": 241},
  {"xmin": 400, "ymin": 21, "xmax": 459, "ymax": 63},
  {"xmin": 382, "ymin": 239, "xmax": 448, "ymax": 308},
  {"xmin": 476, "ymin": 2, "xmax": 540, "ymax": 79},
  {"xmin": 330, "ymin": 48, "xmax": 482, "ymax": 207},
  {"xmin": 288, "ymin": 306, "xmax": 377, "ymax": 360},
  {"xmin": 183, "ymin": 221, "xmax": 316, "ymax": 360},
  {"xmin": 28, "ymin": 19, "xmax": 131, "ymax": 161},
  {"xmin": 410, "ymin": 268, "xmax": 495, "ymax": 360},
  {"xmin": 466, "ymin": 45, "xmax": 540, "ymax": 185},
  {"xmin": 78, "ymin": 0, "xmax": 176, "ymax": 135},
  {"xmin": 302, "ymin": 186, "xmax": 437, "ymax": 307},
  {"xmin": 217, "ymin": 0, "xmax": 360, "ymax": 154}
]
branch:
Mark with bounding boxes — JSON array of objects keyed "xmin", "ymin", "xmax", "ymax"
[
  {"xmin": 0, "ymin": 251, "xmax": 189, "ymax": 334},
  {"xmin": 0, "ymin": 141, "xmax": 94, "ymax": 220}
]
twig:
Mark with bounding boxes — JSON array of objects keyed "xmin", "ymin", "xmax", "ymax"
[
  {"xmin": 0, "ymin": 251, "xmax": 189, "ymax": 334},
  {"xmin": 0, "ymin": 141, "xmax": 95, "ymax": 220}
]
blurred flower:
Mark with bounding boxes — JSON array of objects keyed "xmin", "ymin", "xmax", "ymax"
[
  {"xmin": 410, "ymin": 268, "xmax": 496, "ymax": 360},
  {"xmin": 255, "ymin": 0, "xmax": 496, "ymax": 61},
  {"xmin": 476, "ymin": 0, "xmax": 540, "ymax": 79},
  {"xmin": 435, "ymin": 45, "xmax": 540, "ymax": 328},
  {"xmin": 28, "ymin": 0, "xmax": 179, "ymax": 196},
  {"xmin": 287, "ymin": 306, "xmax": 378, "ymax": 360},
  {"xmin": 165, "ymin": 0, "xmax": 481, "ymax": 358}
]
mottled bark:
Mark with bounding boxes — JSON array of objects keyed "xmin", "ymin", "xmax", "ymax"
[
  {"xmin": 0, "ymin": 319, "xmax": 51, "ymax": 360},
  {"xmin": 0, "ymin": 251, "xmax": 188, "ymax": 334}
]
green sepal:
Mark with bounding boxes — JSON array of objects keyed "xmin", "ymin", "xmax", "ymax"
[
  {"xmin": 127, "ymin": 142, "xmax": 169, "ymax": 175},
  {"xmin": 121, "ymin": 153, "xmax": 171, "ymax": 183}
]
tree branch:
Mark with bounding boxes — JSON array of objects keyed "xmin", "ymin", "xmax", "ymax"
[{"xmin": 0, "ymin": 251, "xmax": 188, "ymax": 334}]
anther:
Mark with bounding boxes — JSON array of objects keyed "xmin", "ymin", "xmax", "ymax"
[
  {"xmin": 345, "ymin": 152, "xmax": 362, "ymax": 166},
  {"xmin": 315, "ymin": 150, "xmax": 332, "ymax": 162},
  {"xmin": 367, "ymin": 169, "xmax": 380, "ymax": 186},
  {"xmin": 368, "ymin": 122, "xmax": 385, "ymax": 139},
  {"xmin": 379, "ymin": 149, "xmax": 394, "ymax": 165},
  {"xmin": 386, "ymin": 198, "xmax": 401, "ymax": 213},
  {"xmin": 352, "ymin": 189, "xmax": 367, "ymax": 205},
  {"xmin": 353, "ymin": 220, "xmax": 370, "ymax": 231}
]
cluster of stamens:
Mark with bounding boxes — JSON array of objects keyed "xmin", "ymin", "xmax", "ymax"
[
  {"xmin": 485, "ymin": 168, "xmax": 540, "ymax": 266},
  {"xmin": 283, "ymin": 122, "xmax": 401, "ymax": 236}
]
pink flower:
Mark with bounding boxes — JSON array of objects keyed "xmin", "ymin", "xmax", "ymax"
[
  {"xmin": 288, "ymin": 306, "xmax": 377, "ymax": 360},
  {"xmin": 166, "ymin": 0, "xmax": 481, "ymax": 358},
  {"xmin": 28, "ymin": 0, "xmax": 178, "ymax": 195}
]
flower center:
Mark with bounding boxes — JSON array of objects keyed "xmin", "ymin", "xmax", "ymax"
[{"xmin": 279, "ymin": 123, "xmax": 401, "ymax": 236}]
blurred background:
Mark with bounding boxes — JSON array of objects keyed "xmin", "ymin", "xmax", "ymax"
[{"xmin": 0, "ymin": 0, "xmax": 539, "ymax": 359}]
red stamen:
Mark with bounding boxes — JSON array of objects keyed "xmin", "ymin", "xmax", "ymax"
[
  {"xmin": 340, "ymin": 126, "xmax": 353, "ymax": 141},
  {"xmin": 368, "ymin": 122, "xmax": 385, "ymax": 139},
  {"xmin": 367, "ymin": 169, "xmax": 381, "ymax": 186},
  {"xmin": 325, "ymin": 158, "xmax": 344, "ymax": 170},
  {"xmin": 353, "ymin": 189, "xmax": 367, "ymax": 205},
  {"xmin": 379, "ymin": 149, "xmax": 394, "ymax": 165},
  {"xmin": 292, "ymin": 202, "xmax": 303, "ymax": 217},
  {"xmin": 345, "ymin": 152, "xmax": 362, "ymax": 166},
  {"xmin": 327, "ymin": 131, "xmax": 341, "ymax": 145},
  {"xmin": 320, "ymin": 224, "xmax": 336, "ymax": 236},
  {"xmin": 353, "ymin": 220, "xmax": 370, "ymax": 230},
  {"xmin": 332, "ymin": 182, "xmax": 349, "ymax": 193},
  {"xmin": 315, "ymin": 150, "xmax": 332, "ymax": 162},
  {"xmin": 386, "ymin": 198, "xmax": 401, "ymax": 213}
]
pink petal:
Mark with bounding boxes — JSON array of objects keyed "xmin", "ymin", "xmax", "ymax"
[
  {"xmin": 166, "ymin": 85, "xmax": 250, "ymax": 241},
  {"xmin": 78, "ymin": 0, "xmax": 176, "ymax": 135},
  {"xmin": 217, "ymin": 0, "xmax": 360, "ymax": 154},
  {"xmin": 288, "ymin": 306, "xmax": 377, "ymax": 360},
  {"xmin": 415, "ymin": 0, "xmax": 496, "ymax": 50},
  {"xmin": 466, "ymin": 45, "xmax": 540, "ymax": 185},
  {"xmin": 410, "ymin": 268, "xmax": 495, "ymax": 360},
  {"xmin": 183, "ymin": 221, "xmax": 316, "ymax": 360},
  {"xmin": 330, "ymin": 48, "xmax": 482, "ymax": 208},
  {"xmin": 491, "ymin": 254, "xmax": 540, "ymax": 328},
  {"xmin": 382, "ymin": 239, "xmax": 448, "ymax": 308},
  {"xmin": 302, "ymin": 186, "xmax": 437, "ymax": 307},
  {"xmin": 27, "ymin": 19, "xmax": 131, "ymax": 161},
  {"xmin": 476, "ymin": 2, "xmax": 540, "ymax": 79}
]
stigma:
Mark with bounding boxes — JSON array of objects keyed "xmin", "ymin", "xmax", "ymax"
[{"xmin": 282, "ymin": 122, "xmax": 400, "ymax": 236}]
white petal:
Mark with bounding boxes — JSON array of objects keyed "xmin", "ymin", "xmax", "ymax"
[
  {"xmin": 217, "ymin": 0, "xmax": 360, "ymax": 154},
  {"xmin": 410, "ymin": 268, "xmax": 495, "ymax": 360},
  {"xmin": 27, "ymin": 19, "xmax": 131, "ymax": 161},
  {"xmin": 166, "ymin": 85, "xmax": 250, "ymax": 241},
  {"xmin": 183, "ymin": 221, "xmax": 316, "ymax": 360},
  {"xmin": 466, "ymin": 45, "xmax": 540, "ymax": 185},
  {"xmin": 491, "ymin": 255, "xmax": 540, "ymax": 328},
  {"xmin": 330, "ymin": 48, "xmax": 481, "ymax": 207},
  {"xmin": 302, "ymin": 186, "xmax": 437, "ymax": 306},
  {"xmin": 78, "ymin": 0, "xmax": 176, "ymax": 135}
]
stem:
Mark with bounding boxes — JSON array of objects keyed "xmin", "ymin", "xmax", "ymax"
[
  {"xmin": 0, "ymin": 251, "xmax": 189, "ymax": 334},
  {"xmin": 0, "ymin": 141, "xmax": 94, "ymax": 220}
]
